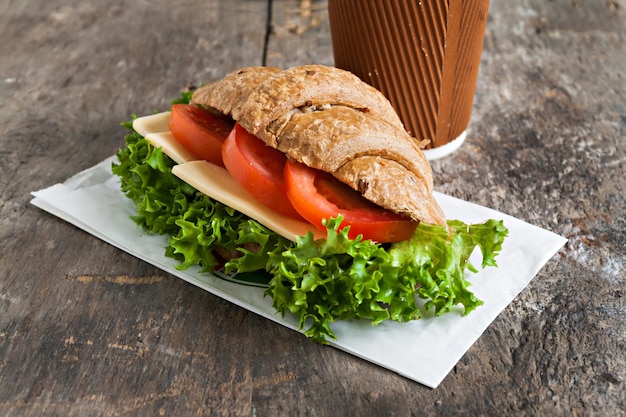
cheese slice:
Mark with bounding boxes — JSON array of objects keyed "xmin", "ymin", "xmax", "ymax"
[
  {"xmin": 132, "ymin": 112, "xmax": 324, "ymax": 242},
  {"xmin": 132, "ymin": 111, "xmax": 171, "ymax": 137},
  {"xmin": 173, "ymin": 161, "xmax": 325, "ymax": 241}
]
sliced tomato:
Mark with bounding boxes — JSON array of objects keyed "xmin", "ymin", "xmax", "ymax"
[
  {"xmin": 284, "ymin": 159, "xmax": 418, "ymax": 242},
  {"xmin": 169, "ymin": 103, "xmax": 234, "ymax": 166},
  {"xmin": 222, "ymin": 123, "xmax": 303, "ymax": 219}
]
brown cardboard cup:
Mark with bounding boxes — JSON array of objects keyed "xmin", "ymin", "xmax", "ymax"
[{"xmin": 328, "ymin": 0, "xmax": 490, "ymax": 159}]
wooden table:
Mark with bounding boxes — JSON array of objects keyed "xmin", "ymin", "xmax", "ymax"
[{"xmin": 1, "ymin": 0, "xmax": 624, "ymax": 415}]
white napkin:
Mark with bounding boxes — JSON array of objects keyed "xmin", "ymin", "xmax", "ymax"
[{"xmin": 31, "ymin": 156, "xmax": 567, "ymax": 388}]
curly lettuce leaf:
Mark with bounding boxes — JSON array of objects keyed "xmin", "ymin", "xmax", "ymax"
[{"xmin": 265, "ymin": 217, "xmax": 508, "ymax": 343}]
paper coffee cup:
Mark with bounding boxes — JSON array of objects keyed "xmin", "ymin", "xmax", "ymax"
[{"xmin": 328, "ymin": 0, "xmax": 490, "ymax": 158}]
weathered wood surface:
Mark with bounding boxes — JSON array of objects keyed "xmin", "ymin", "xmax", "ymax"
[{"xmin": 0, "ymin": 0, "xmax": 624, "ymax": 415}]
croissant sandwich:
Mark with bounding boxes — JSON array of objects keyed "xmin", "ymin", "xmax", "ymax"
[{"xmin": 113, "ymin": 64, "xmax": 507, "ymax": 342}]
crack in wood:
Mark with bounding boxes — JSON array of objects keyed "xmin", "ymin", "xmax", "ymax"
[
  {"xmin": 74, "ymin": 275, "xmax": 164, "ymax": 285},
  {"xmin": 262, "ymin": 0, "xmax": 274, "ymax": 66}
]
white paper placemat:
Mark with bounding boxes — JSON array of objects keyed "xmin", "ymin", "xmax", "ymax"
[{"xmin": 31, "ymin": 156, "xmax": 567, "ymax": 388}]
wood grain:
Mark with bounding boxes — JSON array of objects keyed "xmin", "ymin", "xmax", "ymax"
[{"xmin": 1, "ymin": 0, "xmax": 625, "ymax": 416}]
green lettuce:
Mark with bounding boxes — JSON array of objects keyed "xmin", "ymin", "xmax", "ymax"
[
  {"xmin": 266, "ymin": 217, "xmax": 508, "ymax": 342},
  {"xmin": 112, "ymin": 108, "xmax": 508, "ymax": 343}
]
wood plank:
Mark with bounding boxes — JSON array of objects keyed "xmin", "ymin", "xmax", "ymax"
[{"xmin": 0, "ymin": 1, "xmax": 271, "ymax": 415}]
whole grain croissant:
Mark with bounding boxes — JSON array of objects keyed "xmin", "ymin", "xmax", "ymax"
[{"xmin": 191, "ymin": 64, "xmax": 446, "ymax": 226}]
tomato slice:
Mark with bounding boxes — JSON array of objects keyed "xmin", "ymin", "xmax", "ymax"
[
  {"xmin": 222, "ymin": 123, "xmax": 303, "ymax": 220},
  {"xmin": 169, "ymin": 104, "xmax": 234, "ymax": 166},
  {"xmin": 284, "ymin": 159, "xmax": 418, "ymax": 242}
]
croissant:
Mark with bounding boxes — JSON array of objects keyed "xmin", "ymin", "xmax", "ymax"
[{"xmin": 191, "ymin": 64, "xmax": 446, "ymax": 227}]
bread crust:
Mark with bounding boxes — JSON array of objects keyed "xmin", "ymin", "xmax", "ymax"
[{"xmin": 192, "ymin": 65, "xmax": 446, "ymax": 226}]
